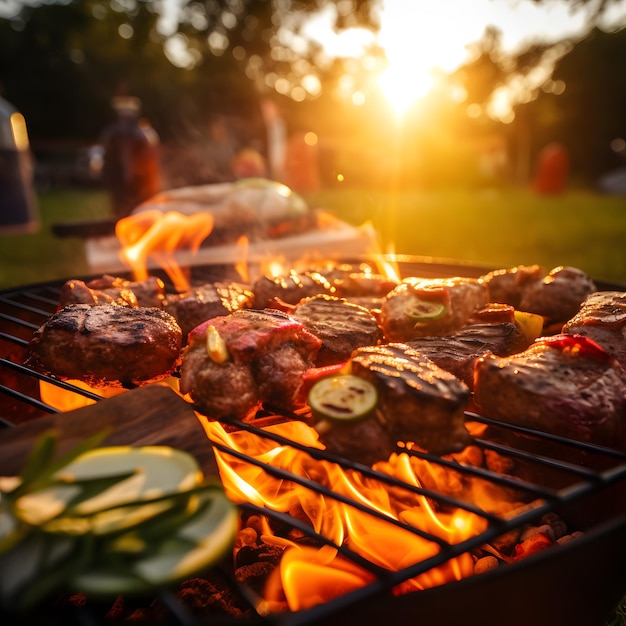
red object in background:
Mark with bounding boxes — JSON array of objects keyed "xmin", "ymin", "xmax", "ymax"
[
  {"xmin": 101, "ymin": 96, "xmax": 162, "ymax": 218},
  {"xmin": 284, "ymin": 132, "xmax": 320, "ymax": 193},
  {"xmin": 533, "ymin": 142, "xmax": 570, "ymax": 195}
]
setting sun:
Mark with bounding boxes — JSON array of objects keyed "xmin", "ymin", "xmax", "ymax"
[{"xmin": 374, "ymin": 2, "xmax": 480, "ymax": 115}]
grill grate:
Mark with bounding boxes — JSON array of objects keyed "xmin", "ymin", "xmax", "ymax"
[{"xmin": 2, "ymin": 267, "xmax": 626, "ymax": 626}]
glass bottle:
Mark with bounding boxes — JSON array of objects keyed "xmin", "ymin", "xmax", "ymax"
[{"xmin": 100, "ymin": 96, "xmax": 162, "ymax": 218}]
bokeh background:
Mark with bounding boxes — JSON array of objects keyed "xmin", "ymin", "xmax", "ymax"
[{"xmin": 1, "ymin": 0, "xmax": 626, "ymax": 288}]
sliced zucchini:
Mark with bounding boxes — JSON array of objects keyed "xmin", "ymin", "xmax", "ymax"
[
  {"xmin": 14, "ymin": 446, "xmax": 202, "ymax": 530},
  {"xmin": 3, "ymin": 446, "xmax": 239, "ymax": 607},
  {"xmin": 71, "ymin": 489, "xmax": 238, "ymax": 596},
  {"xmin": 308, "ymin": 374, "xmax": 378, "ymax": 424},
  {"xmin": 404, "ymin": 296, "xmax": 447, "ymax": 323}
]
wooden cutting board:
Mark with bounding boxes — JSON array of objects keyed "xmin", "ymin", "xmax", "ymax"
[{"xmin": 0, "ymin": 384, "xmax": 220, "ymax": 478}]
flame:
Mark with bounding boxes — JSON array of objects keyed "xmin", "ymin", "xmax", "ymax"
[
  {"xmin": 234, "ymin": 236, "xmax": 250, "ymax": 283},
  {"xmin": 198, "ymin": 415, "xmax": 501, "ymax": 612},
  {"xmin": 115, "ymin": 210, "xmax": 214, "ymax": 292},
  {"xmin": 39, "ymin": 377, "xmax": 180, "ymax": 412},
  {"xmin": 39, "ymin": 380, "xmax": 125, "ymax": 411}
]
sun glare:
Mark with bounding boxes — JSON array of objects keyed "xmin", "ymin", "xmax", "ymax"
[
  {"xmin": 374, "ymin": 2, "xmax": 476, "ymax": 116},
  {"xmin": 378, "ymin": 64, "xmax": 435, "ymax": 117}
]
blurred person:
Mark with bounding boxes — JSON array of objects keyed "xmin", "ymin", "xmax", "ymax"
[
  {"xmin": 100, "ymin": 95, "xmax": 162, "ymax": 218},
  {"xmin": 533, "ymin": 142, "xmax": 569, "ymax": 195},
  {"xmin": 231, "ymin": 146, "xmax": 267, "ymax": 179}
]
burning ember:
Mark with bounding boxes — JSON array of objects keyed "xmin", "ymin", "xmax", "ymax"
[{"xmin": 197, "ymin": 415, "xmax": 521, "ymax": 612}]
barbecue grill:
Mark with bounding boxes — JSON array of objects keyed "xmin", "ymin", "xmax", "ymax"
[{"xmin": 1, "ymin": 259, "xmax": 626, "ymax": 626}]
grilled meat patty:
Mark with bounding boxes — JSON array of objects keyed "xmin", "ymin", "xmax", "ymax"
[
  {"xmin": 58, "ymin": 275, "xmax": 166, "ymax": 309},
  {"xmin": 562, "ymin": 291, "xmax": 626, "ymax": 367},
  {"xmin": 407, "ymin": 304, "xmax": 533, "ymax": 389},
  {"xmin": 291, "ymin": 295, "xmax": 383, "ymax": 366},
  {"xmin": 473, "ymin": 334, "xmax": 626, "ymax": 448},
  {"xmin": 180, "ymin": 309, "xmax": 322, "ymax": 419},
  {"xmin": 163, "ymin": 282, "xmax": 254, "ymax": 341},
  {"xmin": 379, "ymin": 276, "xmax": 489, "ymax": 341},
  {"xmin": 26, "ymin": 304, "xmax": 182, "ymax": 387},
  {"xmin": 483, "ymin": 265, "xmax": 596, "ymax": 322},
  {"xmin": 316, "ymin": 343, "xmax": 472, "ymax": 465}
]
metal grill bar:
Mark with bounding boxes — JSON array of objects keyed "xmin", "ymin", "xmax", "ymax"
[{"xmin": 2, "ymin": 268, "xmax": 626, "ymax": 626}]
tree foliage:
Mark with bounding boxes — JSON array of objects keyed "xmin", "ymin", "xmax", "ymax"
[{"xmin": 0, "ymin": 0, "xmax": 624, "ymax": 187}]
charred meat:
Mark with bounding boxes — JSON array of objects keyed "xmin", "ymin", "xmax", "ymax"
[
  {"xmin": 562, "ymin": 291, "xmax": 626, "ymax": 368},
  {"xmin": 163, "ymin": 282, "xmax": 254, "ymax": 340},
  {"xmin": 58, "ymin": 275, "xmax": 166, "ymax": 309},
  {"xmin": 407, "ymin": 304, "xmax": 540, "ymax": 389},
  {"xmin": 26, "ymin": 304, "xmax": 182, "ymax": 388},
  {"xmin": 312, "ymin": 343, "xmax": 472, "ymax": 465},
  {"xmin": 378, "ymin": 276, "xmax": 489, "ymax": 341},
  {"xmin": 483, "ymin": 265, "xmax": 596, "ymax": 322},
  {"xmin": 473, "ymin": 334, "xmax": 626, "ymax": 448},
  {"xmin": 291, "ymin": 295, "xmax": 383, "ymax": 366},
  {"xmin": 252, "ymin": 263, "xmax": 398, "ymax": 309},
  {"xmin": 180, "ymin": 309, "xmax": 322, "ymax": 419}
]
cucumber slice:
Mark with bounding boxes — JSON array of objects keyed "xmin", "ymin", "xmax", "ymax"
[
  {"xmin": 14, "ymin": 446, "xmax": 202, "ymax": 529},
  {"xmin": 405, "ymin": 296, "xmax": 447, "ymax": 323},
  {"xmin": 4, "ymin": 447, "xmax": 239, "ymax": 606},
  {"xmin": 71, "ymin": 489, "xmax": 238, "ymax": 595},
  {"xmin": 308, "ymin": 375, "xmax": 378, "ymax": 424}
]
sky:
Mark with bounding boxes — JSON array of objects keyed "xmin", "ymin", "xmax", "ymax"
[
  {"xmin": 299, "ymin": 0, "xmax": 626, "ymax": 115},
  {"xmin": 3, "ymin": 0, "xmax": 626, "ymax": 114}
]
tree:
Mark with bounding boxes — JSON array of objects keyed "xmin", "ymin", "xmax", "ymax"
[{"xmin": 524, "ymin": 26, "xmax": 626, "ymax": 183}]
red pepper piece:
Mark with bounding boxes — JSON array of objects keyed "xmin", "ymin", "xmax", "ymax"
[{"xmin": 538, "ymin": 333, "xmax": 614, "ymax": 363}]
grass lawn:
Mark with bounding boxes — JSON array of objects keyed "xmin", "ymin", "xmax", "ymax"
[
  {"xmin": 1, "ymin": 185, "xmax": 625, "ymax": 291},
  {"xmin": 307, "ymin": 186, "xmax": 626, "ymax": 286},
  {"xmin": 0, "ymin": 188, "xmax": 112, "ymax": 291}
]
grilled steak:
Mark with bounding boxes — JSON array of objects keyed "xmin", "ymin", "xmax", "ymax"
[
  {"xmin": 379, "ymin": 276, "xmax": 489, "ymax": 341},
  {"xmin": 163, "ymin": 282, "xmax": 254, "ymax": 340},
  {"xmin": 316, "ymin": 343, "xmax": 472, "ymax": 465},
  {"xmin": 483, "ymin": 265, "xmax": 596, "ymax": 322},
  {"xmin": 562, "ymin": 291, "xmax": 626, "ymax": 367},
  {"xmin": 26, "ymin": 304, "xmax": 182, "ymax": 387},
  {"xmin": 473, "ymin": 334, "xmax": 626, "ymax": 448},
  {"xmin": 58, "ymin": 275, "xmax": 166, "ymax": 309},
  {"xmin": 180, "ymin": 309, "xmax": 322, "ymax": 419},
  {"xmin": 407, "ymin": 304, "xmax": 534, "ymax": 389},
  {"xmin": 291, "ymin": 295, "xmax": 383, "ymax": 366},
  {"xmin": 252, "ymin": 264, "xmax": 398, "ymax": 309}
]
